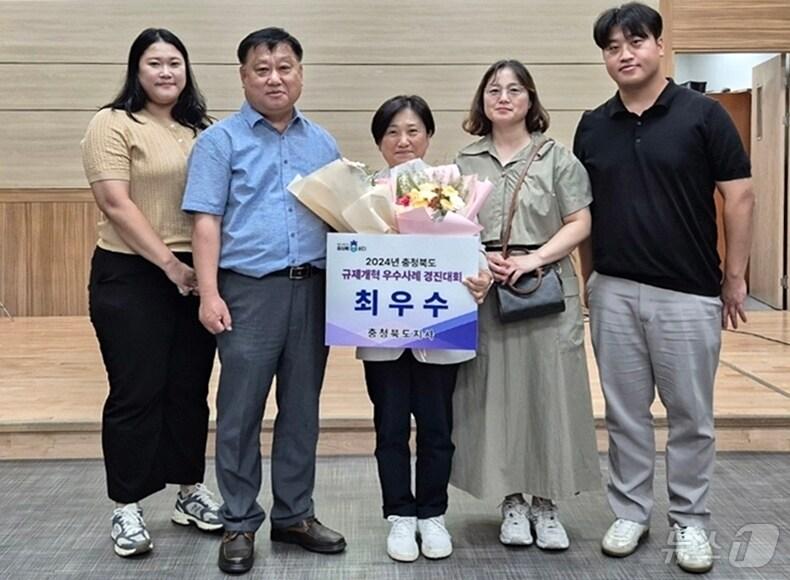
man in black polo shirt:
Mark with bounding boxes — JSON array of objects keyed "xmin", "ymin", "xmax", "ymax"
[{"xmin": 574, "ymin": 3, "xmax": 754, "ymax": 574}]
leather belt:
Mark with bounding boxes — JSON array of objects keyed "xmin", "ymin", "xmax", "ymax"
[
  {"xmin": 268, "ymin": 264, "xmax": 321, "ymax": 280},
  {"xmin": 484, "ymin": 244, "xmax": 541, "ymax": 252}
]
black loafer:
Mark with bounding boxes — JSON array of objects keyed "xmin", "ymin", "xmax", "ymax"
[
  {"xmin": 218, "ymin": 531, "xmax": 255, "ymax": 575},
  {"xmin": 270, "ymin": 517, "xmax": 346, "ymax": 554}
]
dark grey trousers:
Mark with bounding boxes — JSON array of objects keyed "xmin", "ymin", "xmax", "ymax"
[{"xmin": 214, "ymin": 269, "xmax": 328, "ymax": 532}]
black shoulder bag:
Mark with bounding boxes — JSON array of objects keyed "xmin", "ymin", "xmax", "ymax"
[{"xmin": 494, "ymin": 137, "xmax": 566, "ymax": 323}]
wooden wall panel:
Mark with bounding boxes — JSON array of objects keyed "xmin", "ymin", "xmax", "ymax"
[
  {"xmin": 0, "ymin": 110, "xmax": 585, "ymax": 187},
  {"xmin": 670, "ymin": 0, "xmax": 790, "ymax": 52},
  {"xmin": 0, "ymin": 203, "xmax": 29, "ymax": 317},
  {"xmin": 0, "ymin": 0, "xmax": 630, "ymax": 65},
  {"xmin": 0, "ymin": 63, "xmax": 614, "ymax": 112},
  {"xmin": 0, "ymin": 0, "xmax": 646, "ymax": 190},
  {"xmin": 0, "ymin": 0, "xmax": 657, "ymax": 314},
  {"xmin": 0, "ymin": 112, "xmax": 94, "ymax": 188},
  {"xmin": 28, "ymin": 203, "xmax": 98, "ymax": 316}
]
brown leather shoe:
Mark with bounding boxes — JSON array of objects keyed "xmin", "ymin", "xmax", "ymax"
[
  {"xmin": 270, "ymin": 517, "xmax": 346, "ymax": 554},
  {"xmin": 218, "ymin": 531, "xmax": 255, "ymax": 575}
]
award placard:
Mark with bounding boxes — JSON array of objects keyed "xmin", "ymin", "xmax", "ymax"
[{"xmin": 325, "ymin": 233, "xmax": 479, "ymax": 350}]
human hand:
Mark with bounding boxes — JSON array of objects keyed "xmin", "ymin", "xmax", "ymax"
[
  {"xmin": 487, "ymin": 252, "xmax": 545, "ymax": 284},
  {"xmin": 199, "ymin": 294, "xmax": 233, "ymax": 334},
  {"xmin": 463, "ymin": 269, "xmax": 494, "ymax": 304},
  {"xmin": 164, "ymin": 260, "xmax": 197, "ymax": 296},
  {"xmin": 721, "ymin": 275, "xmax": 748, "ymax": 330},
  {"xmin": 508, "ymin": 253, "xmax": 543, "ymax": 283},
  {"xmin": 486, "ymin": 252, "xmax": 513, "ymax": 283}
]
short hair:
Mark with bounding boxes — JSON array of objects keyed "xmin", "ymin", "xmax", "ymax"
[
  {"xmin": 370, "ymin": 95, "xmax": 435, "ymax": 146},
  {"xmin": 462, "ymin": 60, "xmax": 550, "ymax": 136},
  {"xmin": 104, "ymin": 28, "xmax": 210, "ymax": 133},
  {"xmin": 237, "ymin": 27, "xmax": 303, "ymax": 64},
  {"xmin": 593, "ymin": 2, "xmax": 663, "ymax": 48}
]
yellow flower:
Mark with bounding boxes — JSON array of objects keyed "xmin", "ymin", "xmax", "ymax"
[
  {"xmin": 417, "ymin": 183, "xmax": 439, "ymax": 200},
  {"xmin": 397, "ymin": 180, "xmax": 466, "ymax": 217},
  {"xmin": 443, "ymin": 185, "xmax": 459, "ymax": 197}
]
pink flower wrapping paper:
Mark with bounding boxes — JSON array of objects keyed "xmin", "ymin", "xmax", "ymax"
[{"xmin": 288, "ymin": 158, "xmax": 492, "ymax": 236}]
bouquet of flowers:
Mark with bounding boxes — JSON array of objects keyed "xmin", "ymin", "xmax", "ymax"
[
  {"xmin": 288, "ymin": 158, "xmax": 492, "ymax": 235},
  {"xmin": 395, "ymin": 180, "xmax": 464, "ymax": 215}
]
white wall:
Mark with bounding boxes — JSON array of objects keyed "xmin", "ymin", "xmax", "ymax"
[{"xmin": 674, "ymin": 53, "xmax": 778, "ymax": 92}]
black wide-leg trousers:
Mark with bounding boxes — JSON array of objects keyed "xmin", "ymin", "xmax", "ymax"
[{"xmin": 89, "ymin": 248, "xmax": 216, "ymax": 503}]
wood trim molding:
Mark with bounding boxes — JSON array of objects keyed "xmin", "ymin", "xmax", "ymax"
[{"xmin": 0, "ymin": 189, "xmax": 93, "ymax": 203}]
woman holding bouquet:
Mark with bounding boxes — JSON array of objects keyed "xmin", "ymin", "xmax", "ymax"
[
  {"xmin": 450, "ymin": 60, "xmax": 600, "ymax": 550},
  {"xmin": 359, "ymin": 95, "xmax": 492, "ymax": 563},
  {"xmin": 81, "ymin": 28, "xmax": 220, "ymax": 557}
]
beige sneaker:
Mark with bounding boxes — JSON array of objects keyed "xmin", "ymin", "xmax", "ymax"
[{"xmin": 601, "ymin": 518, "xmax": 649, "ymax": 557}]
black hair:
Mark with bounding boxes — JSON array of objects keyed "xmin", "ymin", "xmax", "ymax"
[
  {"xmin": 237, "ymin": 27, "xmax": 303, "ymax": 64},
  {"xmin": 370, "ymin": 95, "xmax": 435, "ymax": 146},
  {"xmin": 463, "ymin": 59, "xmax": 549, "ymax": 136},
  {"xmin": 593, "ymin": 2, "xmax": 663, "ymax": 48},
  {"xmin": 104, "ymin": 28, "xmax": 210, "ymax": 134}
]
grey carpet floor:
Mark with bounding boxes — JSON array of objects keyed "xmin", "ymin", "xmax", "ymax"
[{"xmin": 0, "ymin": 454, "xmax": 788, "ymax": 579}]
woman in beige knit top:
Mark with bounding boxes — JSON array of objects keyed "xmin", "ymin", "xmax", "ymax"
[{"xmin": 81, "ymin": 28, "xmax": 220, "ymax": 558}]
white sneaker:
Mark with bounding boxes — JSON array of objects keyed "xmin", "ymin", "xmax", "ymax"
[
  {"xmin": 172, "ymin": 483, "xmax": 223, "ymax": 532},
  {"xmin": 601, "ymin": 518, "xmax": 649, "ymax": 557},
  {"xmin": 673, "ymin": 524, "xmax": 713, "ymax": 574},
  {"xmin": 111, "ymin": 504, "xmax": 153, "ymax": 557},
  {"xmin": 499, "ymin": 494, "xmax": 533, "ymax": 546},
  {"xmin": 530, "ymin": 497, "xmax": 570, "ymax": 550},
  {"xmin": 386, "ymin": 515, "xmax": 418, "ymax": 562},
  {"xmin": 417, "ymin": 515, "xmax": 453, "ymax": 559}
]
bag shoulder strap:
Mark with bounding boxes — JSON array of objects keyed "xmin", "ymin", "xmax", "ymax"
[{"xmin": 500, "ymin": 136, "xmax": 554, "ymax": 258}]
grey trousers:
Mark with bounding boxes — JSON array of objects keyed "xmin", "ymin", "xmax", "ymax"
[
  {"xmin": 214, "ymin": 269, "xmax": 328, "ymax": 532},
  {"xmin": 588, "ymin": 273, "xmax": 721, "ymax": 529}
]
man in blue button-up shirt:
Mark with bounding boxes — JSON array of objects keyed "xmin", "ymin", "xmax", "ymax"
[{"xmin": 183, "ymin": 27, "xmax": 344, "ymax": 574}]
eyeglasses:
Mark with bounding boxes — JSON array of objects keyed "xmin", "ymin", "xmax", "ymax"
[{"xmin": 484, "ymin": 86, "xmax": 527, "ymax": 99}]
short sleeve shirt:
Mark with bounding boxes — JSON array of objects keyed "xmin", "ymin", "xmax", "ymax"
[
  {"xmin": 81, "ymin": 108, "xmax": 196, "ymax": 253},
  {"xmin": 456, "ymin": 133, "xmax": 592, "ymax": 247},
  {"xmin": 182, "ymin": 102, "xmax": 340, "ymax": 278},
  {"xmin": 573, "ymin": 80, "xmax": 751, "ymax": 296}
]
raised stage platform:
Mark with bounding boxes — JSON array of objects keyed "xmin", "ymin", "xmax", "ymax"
[{"xmin": 2, "ymin": 314, "xmax": 790, "ymax": 459}]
